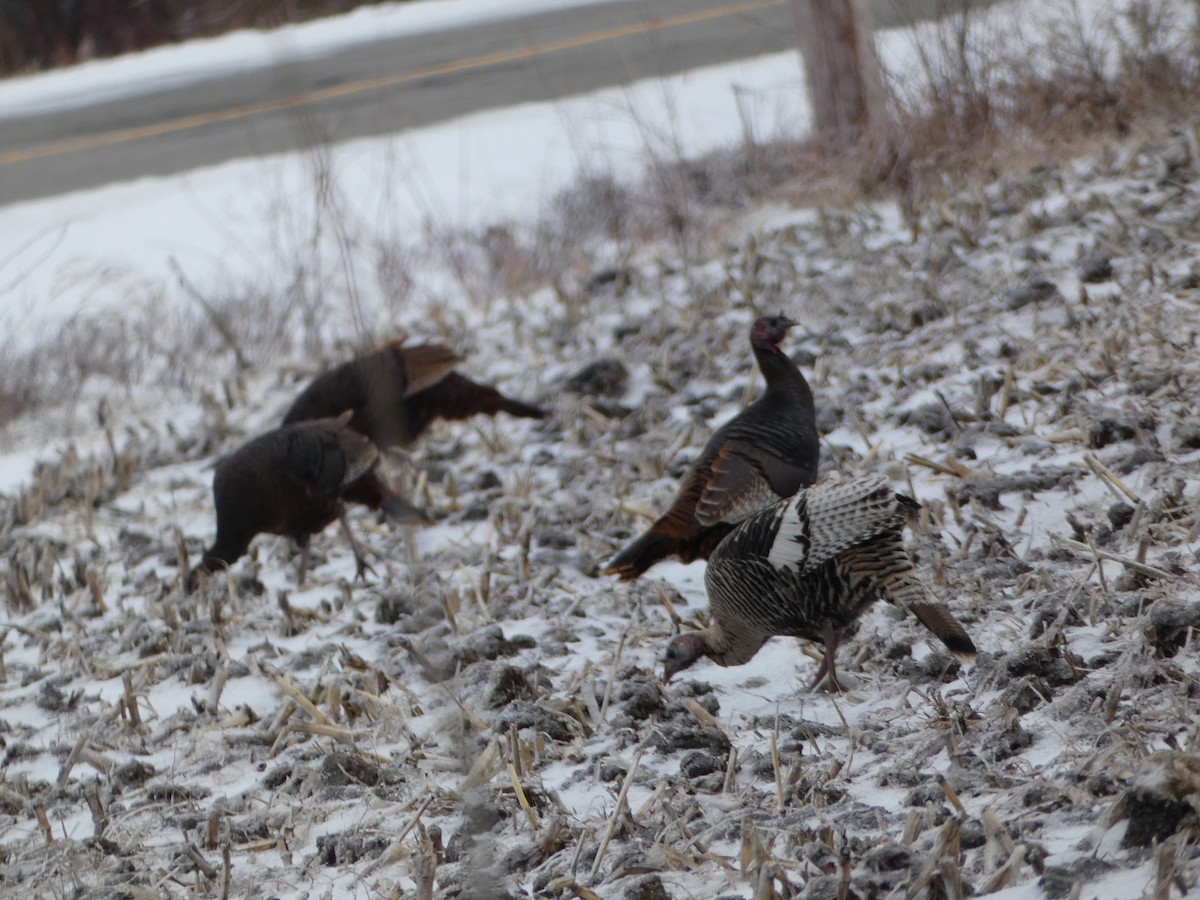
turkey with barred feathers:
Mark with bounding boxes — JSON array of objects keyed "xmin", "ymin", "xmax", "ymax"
[{"xmin": 662, "ymin": 475, "xmax": 976, "ymax": 690}]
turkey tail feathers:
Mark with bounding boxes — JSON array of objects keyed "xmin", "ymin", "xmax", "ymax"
[
  {"xmin": 603, "ymin": 529, "xmax": 682, "ymax": 581},
  {"xmin": 906, "ymin": 599, "xmax": 977, "ymax": 659}
]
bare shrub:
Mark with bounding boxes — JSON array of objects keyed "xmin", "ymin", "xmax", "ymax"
[
  {"xmin": 887, "ymin": 0, "xmax": 1200, "ymax": 209},
  {"xmin": 430, "ymin": 140, "xmax": 820, "ymax": 305},
  {"xmin": 0, "ymin": 239, "xmax": 367, "ymax": 430}
]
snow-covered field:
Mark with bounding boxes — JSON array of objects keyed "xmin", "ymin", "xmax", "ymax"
[{"xmin": 2, "ymin": 1, "xmax": 1200, "ymax": 898}]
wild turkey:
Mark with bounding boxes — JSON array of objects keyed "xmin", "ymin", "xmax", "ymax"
[
  {"xmin": 661, "ymin": 475, "xmax": 976, "ymax": 690},
  {"xmin": 283, "ymin": 341, "xmax": 546, "ymax": 521},
  {"xmin": 190, "ymin": 412, "xmax": 382, "ymax": 586},
  {"xmin": 604, "ymin": 315, "xmax": 819, "ymax": 580}
]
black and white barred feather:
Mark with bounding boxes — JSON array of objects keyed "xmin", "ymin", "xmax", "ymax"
[
  {"xmin": 764, "ymin": 475, "xmax": 901, "ymax": 573},
  {"xmin": 662, "ymin": 476, "xmax": 975, "ymax": 685}
]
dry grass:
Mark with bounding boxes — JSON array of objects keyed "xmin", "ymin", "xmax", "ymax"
[{"xmin": 885, "ymin": 0, "xmax": 1200, "ymax": 209}]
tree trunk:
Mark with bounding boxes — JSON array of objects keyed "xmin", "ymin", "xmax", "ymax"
[{"xmin": 792, "ymin": 0, "xmax": 889, "ymax": 154}]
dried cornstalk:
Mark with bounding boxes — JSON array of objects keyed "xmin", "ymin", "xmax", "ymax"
[
  {"xmin": 222, "ymin": 843, "xmax": 232, "ymax": 900},
  {"xmin": 1051, "ymin": 536, "xmax": 1171, "ymax": 580},
  {"xmin": 544, "ymin": 877, "xmax": 601, "ymax": 900},
  {"xmin": 579, "ymin": 671, "xmax": 603, "ymax": 726},
  {"xmin": 86, "ymin": 568, "xmax": 105, "ymax": 613},
  {"xmin": 620, "ymin": 502, "xmax": 660, "ymax": 521},
  {"xmin": 589, "ymin": 751, "xmax": 641, "ymax": 881},
  {"xmin": 265, "ymin": 705, "xmax": 298, "ymax": 757},
  {"xmin": 597, "ymin": 632, "xmax": 626, "ymax": 723},
  {"xmin": 441, "ymin": 590, "xmax": 459, "ymax": 634},
  {"xmin": 686, "ymin": 697, "xmax": 722, "ymax": 729},
  {"xmin": 722, "ymin": 747, "xmax": 739, "ymax": 793},
  {"xmin": 980, "ymin": 843, "xmax": 1026, "ymax": 893},
  {"xmin": 1084, "ymin": 453, "xmax": 1140, "ymax": 503},
  {"xmin": 34, "ymin": 802, "xmax": 52, "ymax": 844},
  {"xmin": 939, "ymin": 855, "xmax": 966, "ymax": 900},
  {"xmin": 216, "ymin": 708, "xmax": 255, "ymax": 729},
  {"xmin": 937, "ymin": 775, "xmax": 968, "ymax": 818},
  {"xmin": 634, "ymin": 779, "xmax": 665, "ymax": 818},
  {"xmin": 413, "ymin": 841, "xmax": 437, "ymax": 900},
  {"xmin": 122, "ymin": 673, "xmax": 142, "ymax": 728},
  {"xmin": 828, "ymin": 696, "xmax": 855, "ymax": 776},
  {"xmin": 771, "ymin": 730, "xmax": 784, "ymax": 811},
  {"xmin": 657, "ymin": 583, "xmax": 681, "ymax": 628},
  {"xmin": 459, "ymin": 737, "xmax": 502, "ymax": 792},
  {"xmin": 508, "ymin": 763, "xmax": 540, "ymax": 831},
  {"xmin": 232, "ymin": 838, "xmax": 276, "ymax": 853},
  {"xmin": 287, "ymin": 720, "xmax": 355, "ymax": 741},
  {"xmin": 272, "ymin": 673, "xmax": 334, "ymax": 727},
  {"xmin": 57, "ymin": 732, "xmax": 88, "ymax": 787},
  {"xmin": 508, "ymin": 726, "xmax": 524, "ymax": 779},
  {"xmin": 366, "ymin": 795, "xmax": 435, "ymax": 874},
  {"xmin": 906, "ymin": 817, "xmax": 961, "ymax": 899},
  {"xmin": 1104, "ymin": 676, "xmax": 1124, "ymax": 724},
  {"xmin": 325, "ymin": 682, "xmax": 342, "ymax": 723},
  {"xmin": 0, "ymin": 784, "xmax": 27, "ymax": 814},
  {"xmin": 185, "ymin": 842, "xmax": 219, "ymax": 881},
  {"xmin": 87, "ymin": 788, "xmax": 107, "ymax": 837},
  {"xmin": 657, "ymin": 841, "xmax": 707, "ymax": 871},
  {"xmin": 208, "ymin": 665, "xmax": 229, "ymax": 711},
  {"xmin": 740, "ymin": 818, "xmax": 765, "ymax": 878},
  {"xmin": 206, "ymin": 811, "xmax": 222, "ymax": 851}
]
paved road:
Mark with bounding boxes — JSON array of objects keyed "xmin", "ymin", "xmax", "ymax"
[{"xmin": 0, "ymin": 0, "xmax": 991, "ymax": 207}]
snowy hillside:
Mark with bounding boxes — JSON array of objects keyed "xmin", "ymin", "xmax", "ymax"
[{"xmin": 2, "ymin": 125, "xmax": 1199, "ymax": 898}]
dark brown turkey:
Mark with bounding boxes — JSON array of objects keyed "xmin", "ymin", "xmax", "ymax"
[
  {"xmin": 604, "ymin": 315, "xmax": 819, "ymax": 580},
  {"xmin": 662, "ymin": 475, "xmax": 976, "ymax": 690},
  {"xmin": 283, "ymin": 341, "xmax": 547, "ymax": 522},
  {"xmin": 190, "ymin": 412, "xmax": 381, "ymax": 587}
]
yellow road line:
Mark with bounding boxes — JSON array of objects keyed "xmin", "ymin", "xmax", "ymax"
[{"xmin": 0, "ymin": 0, "xmax": 786, "ymax": 166}]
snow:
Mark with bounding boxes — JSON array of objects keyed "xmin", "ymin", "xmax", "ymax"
[{"xmin": 2, "ymin": 0, "xmax": 1200, "ymax": 897}]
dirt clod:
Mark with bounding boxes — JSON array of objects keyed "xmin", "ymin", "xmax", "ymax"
[
  {"xmin": 1121, "ymin": 787, "xmax": 1197, "ymax": 848},
  {"xmin": 565, "ymin": 359, "xmax": 629, "ymax": 397},
  {"xmin": 319, "ymin": 751, "xmax": 381, "ymax": 787}
]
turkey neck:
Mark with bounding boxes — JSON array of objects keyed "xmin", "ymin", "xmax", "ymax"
[
  {"xmin": 700, "ymin": 621, "xmax": 769, "ymax": 668},
  {"xmin": 754, "ymin": 341, "xmax": 812, "ymax": 407}
]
